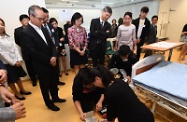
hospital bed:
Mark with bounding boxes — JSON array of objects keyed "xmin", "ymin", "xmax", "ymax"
[{"xmin": 131, "ymin": 55, "xmax": 187, "ymax": 121}]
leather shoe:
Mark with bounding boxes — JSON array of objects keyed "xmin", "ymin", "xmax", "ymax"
[
  {"xmin": 20, "ymin": 91, "xmax": 32, "ymax": 95},
  {"xmin": 15, "ymin": 95, "xmax": 25, "ymax": 100},
  {"xmin": 53, "ymin": 98, "xmax": 66, "ymax": 103},
  {"xmin": 48, "ymin": 104, "xmax": 60, "ymax": 111}
]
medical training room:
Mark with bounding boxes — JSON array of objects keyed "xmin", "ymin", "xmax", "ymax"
[{"xmin": 0, "ymin": 0, "xmax": 187, "ymax": 122}]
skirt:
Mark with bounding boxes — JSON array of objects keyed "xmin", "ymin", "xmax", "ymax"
[
  {"xmin": 5, "ymin": 64, "xmax": 27, "ymax": 84},
  {"xmin": 70, "ymin": 49, "xmax": 88, "ymax": 68}
]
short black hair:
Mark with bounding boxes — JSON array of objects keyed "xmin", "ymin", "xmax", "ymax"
[
  {"xmin": 71, "ymin": 12, "xmax": 83, "ymax": 25},
  {"xmin": 112, "ymin": 19, "xmax": 116, "ymax": 23},
  {"xmin": 141, "ymin": 6, "xmax": 149, "ymax": 13},
  {"xmin": 124, "ymin": 12, "xmax": 132, "ymax": 18},
  {"xmin": 41, "ymin": 7, "xmax": 49, "ymax": 13},
  {"xmin": 19, "ymin": 14, "xmax": 30, "ymax": 21},
  {"xmin": 83, "ymin": 65, "xmax": 115, "ymax": 87},
  {"xmin": 118, "ymin": 18, "xmax": 123, "ymax": 26},
  {"xmin": 103, "ymin": 6, "xmax": 112, "ymax": 14},
  {"xmin": 152, "ymin": 15, "xmax": 158, "ymax": 20},
  {"xmin": 49, "ymin": 18, "xmax": 58, "ymax": 24},
  {"xmin": 119, "ymin": 45, "xmax": 130, "ymax": 56}
]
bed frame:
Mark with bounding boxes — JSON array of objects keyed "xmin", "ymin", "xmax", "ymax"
[{"xmin": 131, "ymin": 55, "xmax": 187, "ymax": 121}]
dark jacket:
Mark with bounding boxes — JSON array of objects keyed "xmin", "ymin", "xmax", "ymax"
[
  {"xmin": 89, "ymin": 18, "xmax": 111, "ymax": 52},
  {"xmin": 14, "ymin": 26, "xmax": 30, "ymax": 60},
  {"xmin": 109, "ymin": 51, "xmax": 138, "ymax": 76},
  {"xmin": 56, "ymin": 27, "xmax": 65, "ymax": 49},
  {"xmin": 147, "ymin": 24, "xmax": 157, "ymax": 44},
  {"xmin": 21, "ymin": 24, "xmax": 57, "ymax": 75},
  {"xmin": 132, "ymin": 17, "xmax": 150, "ymax": 45}
]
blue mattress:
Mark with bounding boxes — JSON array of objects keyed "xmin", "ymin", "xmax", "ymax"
[{"xmin": 133, "ymin": 61, "xmax": 187, "ymax": 101}]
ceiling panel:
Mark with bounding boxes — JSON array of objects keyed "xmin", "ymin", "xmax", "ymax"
[{"xmin": 45, "ymin": 0, "xmax": 151, "ymax": 8}]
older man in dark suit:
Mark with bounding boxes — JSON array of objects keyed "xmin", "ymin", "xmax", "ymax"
[
  {"xmin": 89, "ymin": 6, "xmax": 112, "ymax": 67},
  {"xmin": 21, "ymin": 5, "xmax": 66, "ymax": 111}
]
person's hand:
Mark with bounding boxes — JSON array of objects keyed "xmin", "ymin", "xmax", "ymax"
[
  {"xmin": 80, "ymin": 113, "xmax": 86, "ymax": 121},
  {"xmin": 96, "ymin": 102, "xmax": 103, "ymax": 111},
  {"xmin": 0, "ymin": 86, "xmax": 16, "ymax": 104},
  {"xmin": 10, "ymin": 102, "xmax": 26, "ymax": 120},
  {"xmin": 56, "ymin": 47, "xmax": 58, "ymax": 51},
  {"xmin": 50, "ymin": 57, "xmax": 57, "ymax": 67},
  {"xmin": 126, "ymin": 76, "xmax": 131, "ymax": 84},
  {"xmin": 15, "ymin": 61, "xmax": 22, "ymax": 67},
  {"xmin": 62, "ymin": 49, "xmax": 65, "ymax": 53},
  {"xmin": 135, "ymin": 39, "xmax": 141, "ymax": 44},
  {"xmin": 79, "ymin": 51, "xmax": 85, "ymax": 56},
  {"xmin": 60, "ymin": 38, "xmax": 64, "ymax": 42},
  {"xmin": 0, "ymin": 70, "xmax": 7, "ymax": 84}
]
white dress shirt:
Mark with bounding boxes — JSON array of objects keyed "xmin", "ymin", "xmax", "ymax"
[
  {"xmin": 0, "ymin": 35, "xmax": 23, "ymax": 66},
  {"xmin": 137, "ymin": 19, "xmax": 145, "ymax": 38},
  {"xmin": 100, "ymin": 17, "xmax": 105, "ymax": 27},
  {"xmin": 29, "ymin": 22, "xmax": 48, "ymax": 45}
]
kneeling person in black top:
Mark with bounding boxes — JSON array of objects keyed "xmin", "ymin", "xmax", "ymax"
[
  {"xmin": 72, "ymin": 68, "xmax": 105, "ymax": 121},
  {"xmin": 109, "ymin": 45, "xmax": 138, "ymax": 79},
  {"xmin": 84, "ymin": 65, "xmax": 154, "ymax": 122}
]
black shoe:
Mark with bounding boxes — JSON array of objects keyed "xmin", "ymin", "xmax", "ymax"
[
  {"xmin": 53, "ymin": 98, "xmax": 66, "ymax": 103},
  {"xmin": 65, "ymin": 73, "xmax": 69, "ymax": 76},
  {"xmin": 58, "ymin": 81, "xmax": 65, "ymax": 85},
  {"xmin": 20, "ymin": 91, "xmax": 32, "ymax": 95},
  {"xmin": 48, "ymin": 104, "xmax": 60, "ymax": 111},
  {"xmin": 59, "ymin": 74, "xmax": 62, "ymax": 77},
  {"xmin": 15, "ymin": 95, "xmax": 25, "ymax": 100}
]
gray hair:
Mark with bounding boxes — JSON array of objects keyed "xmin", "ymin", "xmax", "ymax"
[
  {"xmin": 103, "ymin": 6, "xmax": 112, "ymax": 14},
  {"xmin": 28, "ymin": 5, "xmax": 41, "ymax": 16}
]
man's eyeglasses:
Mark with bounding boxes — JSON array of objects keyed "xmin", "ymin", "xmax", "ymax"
[{"xmin": 32, "ymin": 14, "xmax": 44, "ymax": 22}]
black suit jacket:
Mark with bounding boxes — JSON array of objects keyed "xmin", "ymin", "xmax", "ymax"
[
  {"xmin": 44, "ymin": 23, "xmax": 59, "ymax": 47},
  {"xmin": 89, "ymin": 18, "xmax": 111, "ymax": 52},
  {"xmin": 14, "ymin": 26, "xmax": 30, "ymax": 60},
  {"xmin": 56, "ymin": 27, "xmax": 65, "ymax": 49},
  {"xmin": 21, "ymin": 24, "xmax": 57, "ymax": 75},
  {"xmin": 132, "ymin": 17, "xmax": 150, "ymax": 45},
  {"xmin": 147, "ymin": 24, "xmax": 157, "ymax": 44}
]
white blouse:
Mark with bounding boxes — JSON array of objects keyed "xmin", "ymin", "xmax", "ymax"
[{"xmin": 0, "ymin": 35, "xmax": 22, "ymax": 66}]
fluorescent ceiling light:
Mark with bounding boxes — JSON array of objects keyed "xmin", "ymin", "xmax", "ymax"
[
  {"xmin": 102, "ymin": 2, "xmax": 114, "ymax": 5},
  {"xmin": 72, "ymin": 0, "xmax": 79, "ymax": 2}
]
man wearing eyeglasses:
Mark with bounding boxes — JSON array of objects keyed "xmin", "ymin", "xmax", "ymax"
[{"xmin": 21, "ymin": 5, "xmax": 66, "ymax": 111}]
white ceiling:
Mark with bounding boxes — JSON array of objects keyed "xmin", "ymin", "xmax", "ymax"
[{"xmin": 45, "ymin": 0, "xmax": 151, "ymax": 9}]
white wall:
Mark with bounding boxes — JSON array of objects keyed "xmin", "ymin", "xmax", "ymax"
[
  {"xmin": 167, "ymin": 0, "xmax": 187, "ymax": 41},
  {"xmin": 48, "ymin": 8, "xmax": 101, "ymax": 32},
  {"xmin": 0, "ymin": 0, "xmax": 46, "ymax": 38},
  {"xmin": 111, "ymin": 0, "xmax": 159, "ymax": 24}
]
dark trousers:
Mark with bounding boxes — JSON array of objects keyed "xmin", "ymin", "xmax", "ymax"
[
  {"xmin": 24, "ymin": 58, "xmax": 37, "ymax": 83},
  {"xmin": 144, "ymin": 50, "xmax": 153, "ymax": 58},
  {"xmin": 136, "ymin": 42, "xmax": 144, "ymax": 60},
  {"xmin": 37, "ymin": 66, "xmax": 59, "ymax": 107},
  {"xmin": 91, "ymin": 44, "xmax": 105, "ymax": 67}
]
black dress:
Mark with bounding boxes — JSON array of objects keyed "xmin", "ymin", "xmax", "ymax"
[
  {"xmin": 105, "ymin": 79, "xmax": 154, "ymax": 122},
  {"xmin": 5, "ymin": 64, "xmax": 26, "ymax": 84}
]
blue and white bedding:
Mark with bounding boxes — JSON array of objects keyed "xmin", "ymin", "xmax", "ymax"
[{"xmin": 133, "ymin": 61, "xmax": 187, "ymax": 101}]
